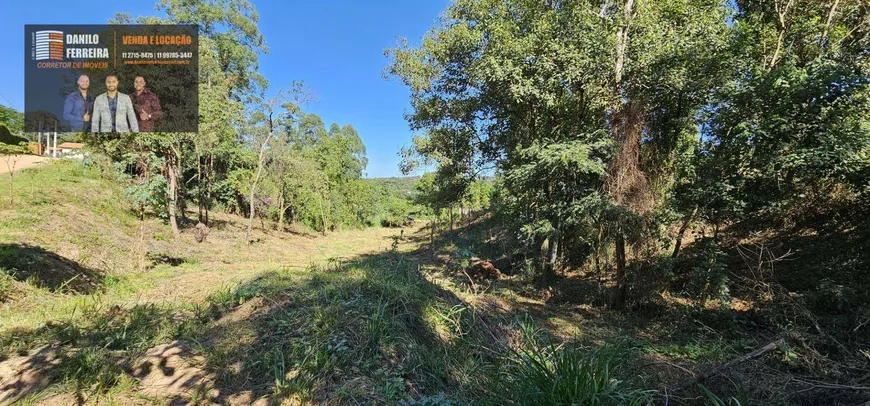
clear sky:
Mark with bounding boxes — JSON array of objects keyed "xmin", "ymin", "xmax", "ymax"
[{"xmin": 0, "ymin": 0, "xmax": 448, "ymax": 177}]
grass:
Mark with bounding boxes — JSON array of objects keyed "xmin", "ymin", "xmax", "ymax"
[
  {"xmin": 0, "ymin": 160, "xmax": 413, "ymax": 332},
  {"xmin": 3, "ymin": 160, "xmax": 866, "ymax": 405}
]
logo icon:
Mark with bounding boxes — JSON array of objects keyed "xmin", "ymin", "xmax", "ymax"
[{"xmin": 34, "ymin": 30, "xmax": 64, "ymax": 61}]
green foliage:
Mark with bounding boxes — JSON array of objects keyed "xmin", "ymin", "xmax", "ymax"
[
  {"xmin": 0, "ymin": 142, "xmax": 28, "ymax": 156},
  {"xmin": 387, "ymin": 0, "xmax": 736, "ymax": 296},
  {"xmin": 58, "ymin": 347, "xmax": 123, "ymax": 394},
  {"xmin": 98, "ymin": 1, "xmax": 423, "ymax": 237},
  {"xmin": 0, "ymin": 268, "xmax": 13, "ymax": 302},
  {"xmin": 260, "ymin": 110, "xmax": 395, "ymax": 232},
  {"xmin": 0, "ymin": 105, "xmax": 24, "ymax": 140},
  {"xmin": 115, "ymin": 152, "xmax": 167, "ymax": 219},
  {"xmin": 688, "ymin": 238, "xmax": 731, "ymax": 310},
  {"xmin": 390, "ymin": 0, "xmax": 870, "ymax": 307},
  {"xmin": 698, "ymin": 382, "xmax": 749, "ymax": 406},
  {"xmin": 493, "ymin": 320, "xmax": 653, "ymax": 406}
]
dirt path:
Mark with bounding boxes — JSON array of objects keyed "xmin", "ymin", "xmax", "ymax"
[{"xmin": 0, "ymin": 155, "xmax": 50, "ymax": 174}]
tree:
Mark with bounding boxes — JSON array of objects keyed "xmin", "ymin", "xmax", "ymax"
[
  {"xmin": 245, "ymin": 83, "xmax": 307, "ymax": 242},
  {"xmin": 0, "ymin": 105, "xmax": 24, "ymax": 138},
  {"xmin": 0, "ymin": 142, "xmax": 28, "ymax": 209},
  {"xmin": 680, "ymin": 0, "xmax": 870, "ymax": 227},
  {"xmin": 388, "ymin": 0, "xmax": 730, "ymax": 303},
  {"xmin": 104, "ymin": 0, "xmax": 270, "ymax": 238}
]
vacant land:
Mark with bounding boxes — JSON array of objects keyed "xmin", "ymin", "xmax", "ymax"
[{"xmin": 1, "ymin": 161, "xmax": 868, "ymax": 405}]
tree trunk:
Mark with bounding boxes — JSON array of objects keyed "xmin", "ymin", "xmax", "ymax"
[
  {"xmin": 769, "ymin": 0, "xmax": 795, "ymax": 69},
  {"xmin": 137, "ymin": 217, "xmax": 146, "ymax": 271},
  {"xmin": 7, "ymin": 170, "xmax": 13, "ymax": 209},
  {"xmin": 614, "ymin": 0, "xmax": 634, "ymax": 86},
  {"xmin": 546, "ymin": 235, "xmax": 559, "ymax": 278},
  {"xmin": 595, "ymin": 222, "xmax": 604, "ymax": 276},
  {"xmin": 246, "ymin": 174, "xmax": 261, "ymax": 242},
  {"xmin": 206, "ymin": 153, "xmax": 213, "ymax": 225},
  {"xmin": 613, "ymin": 233, "xmax": 627, "ymax": 307},
  {"xmin": 290, "ymin": 194, "xmax": 296, "ymax": 225},
  {"xmin": 167, "ymin": 156, "xmax": 181, "ymax": 240},
  {"xmin": 430, "ymin": 218, "xmax": 435, "ymax": 249},
  {"xmin": 277, "ymin": 201, "xmax": 286, "ymax": 231},
  {"xmin": 246, "ymin": 138, "xmax": 269, "ymax": 243},
  {"xmin": 608, "ymin": 0, "xmax": 636, "ymax": 308},
  {"xmin": 540, "ymin": 237, "xmax": 549, "ymax": 267},
  {"xmin": 317, "ymin": 188, "xmax": 327, "ymax": 236},
  {"xmin": 820, "ymin": 0, "xmax": 840, "ymax": 53},
  {"xmin": 672, "ymin": 207, "xmax": 697, "ymax": 258},
  {"xmin": 545, "ymin": 218, "xmax": 561, "ymax": 277},
  {"xmin": 197, "ymin": 149, "xmax": 203, "ymax": 223}
]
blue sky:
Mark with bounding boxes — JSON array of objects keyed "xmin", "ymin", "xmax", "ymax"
[{"xmin": 0, "ymin": 0, "xmax": 448, "ymax": 177}]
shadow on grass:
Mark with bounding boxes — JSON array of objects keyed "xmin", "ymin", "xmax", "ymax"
[
  {"xmin": 0, "ymin": 302, "xmax": 202, "ymax": 404},
  {"xmin": 0, "ymin": 345, "xmax": 62, "ymax": 404},
  {"xmin": 0, "ymin": 243, "xmax": 106, "ymax": 294},
  {"xmin": 187, "ymin": 247, "xmax": 514, "ymax": 404},
  {"xmin": 402, "ymin": 217, "xmax": 870, "ymax": 405},
  {"xmin": 0, "ymin": 241, "xmax": 511, "ymax": 404}
]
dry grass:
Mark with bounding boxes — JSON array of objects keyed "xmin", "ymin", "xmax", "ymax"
[{"xmin": 0, "ymin": 160, "xmax": 420, "ymax": 334}]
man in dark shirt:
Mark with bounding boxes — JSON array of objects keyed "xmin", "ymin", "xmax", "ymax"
[
  {"xmin": 130, "ymin": 75, "xmax": 163, "ymax": 132},
  {"xmin": 62, "ymin": 75, "xmax": 95, "ymax": 132}
]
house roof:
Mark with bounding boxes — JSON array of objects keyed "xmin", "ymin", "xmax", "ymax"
[{"xmin": 57, "ymin": 143, "xmax": 84, "ymax": 149}]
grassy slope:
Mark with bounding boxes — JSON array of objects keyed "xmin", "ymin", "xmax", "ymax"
[
  {"xmin": 1, "ymin": 161, "xmax": 866, "ymax": 405},
  {"xmin": 0, "ymin": 161, "xmax": 655, "ymax": 405},
  {"xmin": 0, "ymin": 161, "xmax": 413, "ymax": 333}
]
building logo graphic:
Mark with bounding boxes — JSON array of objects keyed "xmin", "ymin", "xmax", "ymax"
[{"xmin": 33, "ymin": 30, "xmax": 64, "ymax": 61}]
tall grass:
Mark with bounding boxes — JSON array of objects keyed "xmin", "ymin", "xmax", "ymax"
[{"xmin": 490, "ymin": 320, "xmax": 653, "ymax": 406}]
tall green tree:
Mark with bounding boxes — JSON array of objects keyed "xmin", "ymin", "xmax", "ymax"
[
  {"xmin": 388, "ymin": 0, "xmax": 730, "ymax": 303},
  {"xmin": 105, "ymin": 0, "xmax": 269, "ymax": 237},
  {"xmin": 0, "ymin": 106, "xmax": 24, "ymax": 138},
  {"xmin": 675, "ymin": 0, "xmax": 870, "ymax": 240}
]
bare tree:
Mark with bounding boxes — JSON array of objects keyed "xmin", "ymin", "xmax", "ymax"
[
  {"xmin": 245, "ymin": 82, "xmax": 312, "ymax": 243},
  {"xmin": 1, "ymin": 143, "xmax": 28, "ymax": 209}
]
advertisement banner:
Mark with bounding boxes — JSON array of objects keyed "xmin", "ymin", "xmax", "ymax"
[{"xmin": 24, "ymin": 24, "xmax": 199, "ymax": 133}]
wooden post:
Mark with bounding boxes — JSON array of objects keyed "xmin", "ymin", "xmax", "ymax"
[
  {"xmin": 38, "ymin": 120, "xmax": 43, "ymax": 155},
  {"xmin": 52, "ymin": 121, "xmax": 58, "ymax": 158}
]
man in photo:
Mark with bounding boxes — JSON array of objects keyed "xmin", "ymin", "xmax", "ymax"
[
  {"xmin": 62, "ymin": 74, "xmax": 95, "ymax": 132},
  {"xmin": 129, "ymin": 75, "xmax": 163, "ymax": 132},
  {"xmin": 91, "ymin": 74, "xmax": 139, "ymax": 133}
]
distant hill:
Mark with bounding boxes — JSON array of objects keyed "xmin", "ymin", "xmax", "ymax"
[{"xmin": 363, "ymin": 176, "xmax": 422, "ymax": 199}]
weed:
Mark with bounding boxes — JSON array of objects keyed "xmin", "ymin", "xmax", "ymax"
[
  {"xmin": 688, "ymin": 237, "xmax": 731, "ymax": 310},
  {"xmin": 0, "ymin": 267, "xmax": 14, "ymax": 301},
  {"xmin": 57, "ymin": 347, "xmax": 123, "ymax": 395},
  {"xmin": 492, "ymin": 320, "xmax": 653, "ymax": 406},
  {"xmin": 399, "ymin": 392, "xmax": 457, "ymax": 406},
  {"xmin": 698, "ymin": 382, "xmax": 749, "ymax": 406}
]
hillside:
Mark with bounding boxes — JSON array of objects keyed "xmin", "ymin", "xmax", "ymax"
[
  {"xmin": 0, "ymin": 161, "xmax": 428, "ymax": 403},
  {"xmin": 364, "ymin": 176, "xmax": 422, "ymax": 202},
  {"xmin": 1, "ymin": 160, "xmax": 865, "ymax": 405}
]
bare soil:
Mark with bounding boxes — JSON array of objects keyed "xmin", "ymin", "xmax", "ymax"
[{"xmin": 0, "ymin": 155, "xmax": 51, "ymax": 174}]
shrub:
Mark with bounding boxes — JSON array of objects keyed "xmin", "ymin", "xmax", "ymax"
[
  {"xmin": 688, "ymin": 237, "xmax": 730, "ymax": 310},
  {"xmin": 492, "ymin": 320, "xmax": 653, "ymax": 406}
]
